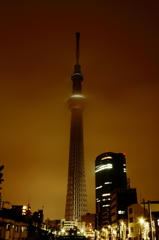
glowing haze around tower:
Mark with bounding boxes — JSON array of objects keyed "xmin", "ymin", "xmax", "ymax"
[{"xmin": 65, "ymin": 33, "xmax": 87, "ymax": 221}]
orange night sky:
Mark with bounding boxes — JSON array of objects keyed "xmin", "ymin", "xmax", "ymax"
[{"xmin": 0, "ymin": 0, "xmax": 159, "ymax": 219}]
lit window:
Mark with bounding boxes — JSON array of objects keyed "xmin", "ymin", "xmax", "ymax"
[
  {"xmin": 6, "ymin": 224, "xmax": 11, "ymax": 231},
  {"xmin": 22, "ymin": 205, "xmax": 27, "ymax": 215},
  {"xmin": 15, "ymin": 226, "xmax": 19, "ymax": 232},
  {"xmin": 123, "ymin": 168, "xmax": 126, "ymax": 172},
  {"xmin": 96, "ymin": 186, "xmax": 102, "ymax": 189},
  {"xmin": 118, "ymin": 210, "xmax": 126, "ymax": 214},
  {"xmin": 152, "ymin": 220, "xmax": 155, "ymax": 227},
  {"xmin": 102, "ymin": 193, "xmax": 110, "ymax": 196},
  {"xmin": 157, "ymin": 219, "xmax": 159, "ymax": 226},
  {"xmin": 95, "ymin": 164, "xmax": 113, "ymax": 173},
  {"xmin": 101, "ymin": 156, "xmax": 112, "ymax": 160},
  {"xmin": 21, "ymin": 226, "xmax": 27, "ymax": 232},
  {"xmin": 102, "ymin": 198, "xmax": 110, "ymax": 201},
  {"xmin": 105, "ymin": 182, "xmax": 112, "ymax": 185},
  {"xmin": 102, "ymin": 204, "xmax": 110, "ymax": 207}
]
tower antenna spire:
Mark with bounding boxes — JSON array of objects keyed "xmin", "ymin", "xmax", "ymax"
[
  {"xmin": 76, "ymin": 32, "xmax": 80, "ymax": 65},
  {"xmin": 74, "ymin": 32, "xmax": 81, "ymax": 73}
]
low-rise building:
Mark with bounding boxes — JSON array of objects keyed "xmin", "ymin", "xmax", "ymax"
[
  {"xmin": 0, "ymin": 211, "xmax": 28, "ymax": 240},
  {"xmin": 81, "ymin": 213, "xmax": 96, "ymax": 238},
  {"xmin": 110, "ymin": 188, "xmax": 137, "ymax": 239},
  {"xmin": 151, "ymin": 211, "xmax": 159, "ymax": 240},
  {"xmin": 127, "ymin": 204, "xmax": 149, "ymax": 240}
]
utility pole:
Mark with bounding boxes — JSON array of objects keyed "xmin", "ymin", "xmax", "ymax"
[{"xmin": 148, "ymin": 200, "xmax": 153, "ymax": 240}]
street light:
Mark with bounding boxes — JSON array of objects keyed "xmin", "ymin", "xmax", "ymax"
[
  {"xmin": 61, "ymin": 228, "xmax": 65, "ymax": 236},
  {"xmin": 120, "ymin": 222, "xmax": 125, "ymax": 240},
  {"xmin": 108, "ymin": 225, "xmax": 112, "ymax": 240},
  {"xmin": 139, "ymin": 217, "xmax": 145, "ymax": 240}
]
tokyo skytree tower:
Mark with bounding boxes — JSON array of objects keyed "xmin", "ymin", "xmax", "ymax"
[{"xmin": 65, "ymin": 33, "xmax": 87, "ymax": 221}]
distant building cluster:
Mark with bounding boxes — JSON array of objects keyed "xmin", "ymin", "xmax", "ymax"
[
  {"xmin": 1, "ymin": 152, "xmax": 159, "ymax": 240},
  {"xmin": 0, "ymin": 204, "xmax": 47, "ymax": 239}
]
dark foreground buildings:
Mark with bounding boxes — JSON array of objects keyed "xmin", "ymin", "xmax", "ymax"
[
  {"xmin": 65, "ymin": 33, "xmax": 87, "ymax": 221},
  {"xmin": 95, "ymin": 152, "xmax": 137, "ymax": 229}
]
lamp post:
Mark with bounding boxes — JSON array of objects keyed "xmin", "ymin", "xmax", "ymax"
[
  {"xmin": 148, "ymin": 200, "xmax": 153, "ymax": 240},
  {"xmin": 108, "ymin": 225, "xmax": 111, "ymax": 240},
  {"xmin": 61, "ymin": 228, "xmax": 65, "ymax": 236},
  {"xmin": 117, "ymin": 222, "xmax": 120, "ymax": 240},
  {"xmin": 139, "ymin": 217, "xmax": 144, "ymax": 240},
  {"xmin": 120, "ymin": 222, "xmax": 125, "ymax": 240}
]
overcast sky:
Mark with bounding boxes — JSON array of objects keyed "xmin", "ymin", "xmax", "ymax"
[{"xmin": 0, "ymin": 0, "xmax": 159, "ymax": 220}]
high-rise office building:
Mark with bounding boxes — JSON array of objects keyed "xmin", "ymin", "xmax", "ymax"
[
  {"xmin": 65, "ymin": 33, "xmax": 87, "ymax": 221},
  {"xmin": 95, "ymin": 152, "xmax": 127, "ymax": 228}
]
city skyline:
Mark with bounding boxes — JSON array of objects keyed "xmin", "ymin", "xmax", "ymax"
[{"xmin": 0, "ymin": 1, "xmax": 159, "ymax": 220}]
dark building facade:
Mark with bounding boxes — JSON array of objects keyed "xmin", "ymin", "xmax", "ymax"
[
  {"xmin": 95, "ymin": 152, "xmax": 127, "ymax": 229},
  {"xmin": 65, "ymin": 33, "xmax": 87, "ymax": 221},
  {"xmin": 152, "ymin": 211, "xmax": 159, "ymax": 240},
  {"xmin": 110, "ymin": 188, "xmax": 137, "ymax": 226}
]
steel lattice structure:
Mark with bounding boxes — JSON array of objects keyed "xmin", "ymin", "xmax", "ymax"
[{"xmin": 65, "ymin": 33, "xmax": 87, "ymax": 221}]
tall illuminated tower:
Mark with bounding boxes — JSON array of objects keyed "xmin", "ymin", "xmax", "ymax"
[{"xmin": 65, "ymin": 33, "xmax": 87, "ymax": 221}]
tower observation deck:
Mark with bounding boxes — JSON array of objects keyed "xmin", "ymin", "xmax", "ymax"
[{"xmin": 65, "ymin": 33, "xmax": 87, "ymax": 221}]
